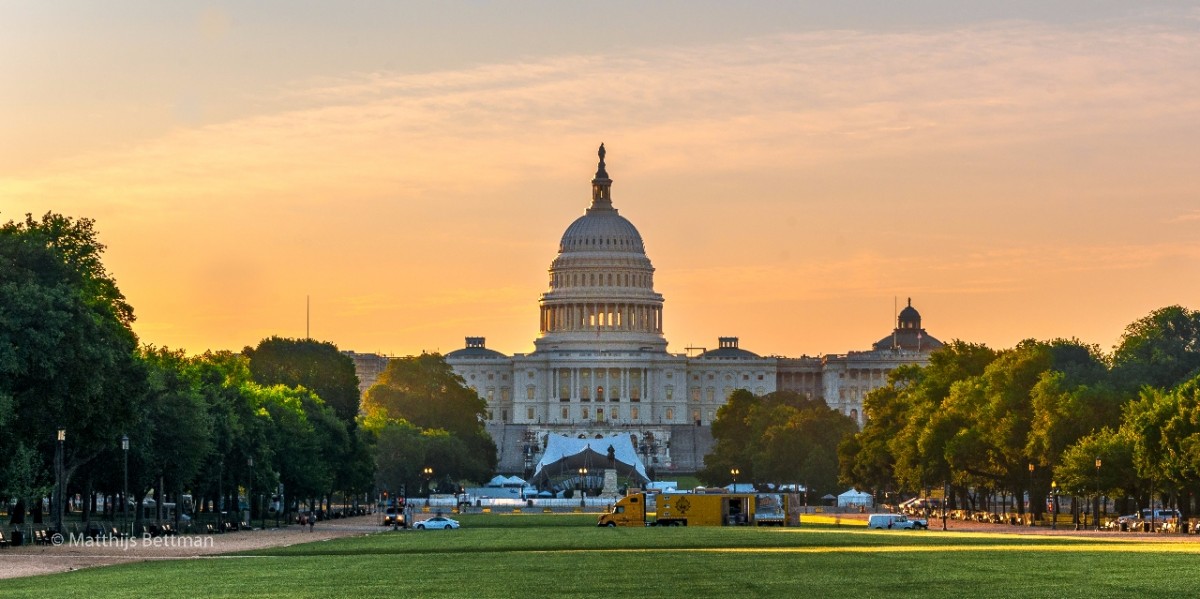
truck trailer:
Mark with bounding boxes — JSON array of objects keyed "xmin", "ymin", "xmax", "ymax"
[{"xmin": 598, "ymin": 491, "xmax": 793, "ymax": 527}]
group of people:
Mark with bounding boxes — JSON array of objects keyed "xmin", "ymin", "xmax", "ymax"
[{"xmin": 297, "ymin": 512, "xmax": 317, "ymax": 532}]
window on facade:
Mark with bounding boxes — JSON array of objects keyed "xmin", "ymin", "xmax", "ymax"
[
  {"xmin": 596, "ymin": 386, "xmax": 605, "ymax": 401},
  {"xmin": 501, "ymin": 388, "xmax": 510, "ymax": 402},
  {"xmin": 561, "ymin": 407, "xmax": 569, "ymax": 419},
  {"xmin": 502, "ymin": 409, "xmax": 509, "ymax": 422},
  {"xmin": 666, "ymin": 407, "xmax": 674, "ymax": 420},
  {"xmin": 664, "ymin": 386, "xmax": 672, "ymax": 401},
  {"xmin": 487, "ymin": 389, "xmax": 495, "ymax": 401},
  {"xmin": 582, "ymin": 407, "xmax": 589, "ymax": 420},
  {"xmin": 527, "ymin": 386, "xmax": 536, "ymax": 400},
  {"xmin": 706, "ymin": 388, "xmax": 715, "ymax": 402},
  {"xmin": 743, "ymin": 374, "xmax": 749, "ymax": 381},
  {"xmin": 597, "ymin": 408, "xmax": 605, "ymax": 421},
  {"xmin": 631, "ymin": 387, "xmax": 640, "ymax": 401},
  {"xmin": 692, "ymin": 409, "xmax": 701, "ymax": 423},
  {"xmin": 527, "ymin": 407, "xmax": 534, "ymax": 420},
  {"xmin": 758, "ymin": 374, "xmax": 764, "ymax": 380},
  {"xmin": 487, "ymin": 410, "xmax": 494, "ymax": 421},
  {"xmin": 488, "ymin": 373, "xmax": 494, "ymax": 380},
  {"xmin": 631, "ymin": 406, "xmax": 639, "ymax": 420}
]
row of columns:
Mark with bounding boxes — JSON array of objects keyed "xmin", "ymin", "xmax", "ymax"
[
  {"xmin": 552, "ymin": 367, "xmax": 648, "ymax": 402},
  {"xmin": 540, "ymin": 302, "xmax": 662, "ymax": 334}
]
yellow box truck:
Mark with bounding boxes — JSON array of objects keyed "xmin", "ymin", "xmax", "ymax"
[{"xmin": 598, "ymin": 492, "xmax": 792, "ymax": 527}]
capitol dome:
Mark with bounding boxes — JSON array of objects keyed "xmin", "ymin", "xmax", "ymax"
[
  {"xmin": 534, "ymin": 145, "xmax": 667, "ymax": 353},
  {"xmin": 558, "ymin": 211, "xmax": 646, "ymax": 254}
]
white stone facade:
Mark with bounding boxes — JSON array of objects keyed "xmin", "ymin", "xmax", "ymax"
[{"xmin": 353, "ymin": 146, "xmax": 944, "ymax": 473}]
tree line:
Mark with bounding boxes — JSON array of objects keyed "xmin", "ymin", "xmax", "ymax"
[
  {"xmin": 838, "ymin": 306, "xmax": 1200, "ymax": 521},
  {"xmin": 1, "ymin": 212, "xmax": 495, "ymax": 530}
]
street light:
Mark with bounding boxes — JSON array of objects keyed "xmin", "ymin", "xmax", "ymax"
[
  {"xmin": 423, "ymin": 467, "xmax": 434, "ymax": 497},
  {"xmin": 121, "ymin": 435, "xmax": 129, "ymax": 537},
  {"xmin": 730, "ymin": 468, "xmax": 740, "ymax": 489},
  {"xmin": 247, "ymin": 457, "xmax": 254, "ymax": 529},
  {"xmin": 1050, "ymin": 481, "xmax": 1058, "ymax": 530},
  {"xmin": 1095, "ymin": 457, "xmax": 1102, "ymax": 531},
  {"xmin": 578, "ymin": 467, "xmax": 588, "ymax": 505},
  {"xmin": 55, "ymin": 426, "xmax": 66, "ymax": 534},
  {"xmin": 1028, "ymin": 463, "xmax": 1035, "ymax": 526}
]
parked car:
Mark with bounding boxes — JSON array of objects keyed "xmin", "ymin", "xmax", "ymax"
[
  {"xmin": 1117, "ymin": 509, "xmax": 1181, "ymax": 525},
  {"xmin": 415, "ymin": 516, "xmax": 460, "ymax": 530},
  {"xmin": 868, "ymin": 513, "xmax": 928, "ymax": 530},
  {"xmin": 382, "ymin": 507, "xmax": 406, "ymax": 528}
]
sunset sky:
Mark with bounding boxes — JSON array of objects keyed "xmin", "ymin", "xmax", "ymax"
[{"xmin": 3, "ymin": 1, "xmax": 1199, "ymax": 359}]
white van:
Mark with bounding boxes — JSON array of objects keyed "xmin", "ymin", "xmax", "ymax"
[{"xmin": 868, "ymin": 513, "xmax": 927, "ymax": 530}]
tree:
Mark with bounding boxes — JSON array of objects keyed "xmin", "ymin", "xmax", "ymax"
[
  {"xmin": 362, "ymin": 354, "xmax": 496, "ymax": 485},
  {"xmin": 128, "ymin": 347, "xmax": 213, "ymax": 527},
  {"xmin": 840, "ymin": 342, "xmax": 997, "ymax": 502},
  {"xmin": 699, "ymin": 390, "xmax": 760, "ymax": 484},
  {"xmin": 1112, "ymin": 306, "xmax": 1200, "ymax": 392},
  {"xmin": 703, "ymin": 390, "xmax": 855, "ymax": 496},
  {"xmin": 244, "ymin": 337, "xmax": 362, "ymax": 424},
  {"xmin": 0, "ymin": 212, "xmax": 145, "ymax": 527}
]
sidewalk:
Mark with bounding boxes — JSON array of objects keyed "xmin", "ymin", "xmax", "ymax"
[{"xmin": 0, "ymin": 515, "xmax": 379, "ymax": 580}]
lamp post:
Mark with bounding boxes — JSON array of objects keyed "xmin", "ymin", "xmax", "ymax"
[
  {"xmin": 247, "ymin": 457, "xmax": 254, "ymax": 529},
  {"xmin": 1050, "ymin": 481, "xmax": 1058, "ymax": 530},
  {"xmin": 1094, "ymin": 457, "xmax": 1102, "ymax": 531},
  {"xmin": 1028, "ymin": 463, "xmax": 1035, "ymax": 526},
  {"xmin": 730, "ymin": 468, "xmax": 740, "ymax": 490},
  {"xmin": 578, "ymin": 467, "xmax": 588, "ymax": 505},
  {"xmin": 941, "ymin": 480, "xmax": 948, "ymax": 531},
  {"xmin": 121, "ymin": 435, "xmax": 129, "ymax": 537},
  {"xmin": 54, "ymin": 426, "xmax": 66, "ymax": 534},
  {"xmin": 423, "ymin": 467, "xmax": 433, "ymax": 498}
]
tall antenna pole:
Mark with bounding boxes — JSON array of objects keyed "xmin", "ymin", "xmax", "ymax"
[
  {"xmin": 306, "ymin": 295, "xmax": 310, "ymax": 340},
  {"xmin": 893, "ymin": 296, "xmax": 898, "ymax": 350}
]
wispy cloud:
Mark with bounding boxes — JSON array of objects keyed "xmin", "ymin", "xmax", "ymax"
[
  {"xmin": 3, "ymin": 16, "xmax": 1198, "ymax": 355},
  {"xmin": 1169, "ymin": 210, "xmax": 1200, "ymax": 223}
]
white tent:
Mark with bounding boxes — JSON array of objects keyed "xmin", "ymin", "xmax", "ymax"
[
  {"xmin": 531, "ymin": 434, "xmax": 650, "ymax": 487},
  {"xmin": 837, "ymin": 488, "xmax": 873, "ymax": 508}
]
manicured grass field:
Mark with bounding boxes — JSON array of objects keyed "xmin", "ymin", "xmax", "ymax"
[{"xmin": 7, "ymin": 517, "xmax": 1200, "ymax": 598}]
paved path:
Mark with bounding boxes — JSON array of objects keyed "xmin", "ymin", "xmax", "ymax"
[{"xmin": 0, "ymin": 515, "xmax": 384, "ymax": 580}]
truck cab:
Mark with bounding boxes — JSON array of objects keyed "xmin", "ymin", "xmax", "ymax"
[{"xmin": 598, "ymin": 494, "xmax": 647, "ymax": 527}]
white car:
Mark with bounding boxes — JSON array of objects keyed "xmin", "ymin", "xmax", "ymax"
[
  {"xmin": 868, "ymin": 513, "xmax": 928, "ymax": 530},
  {"xmin": 415, "ymin": 516, "xmax": 460, "ymax": 530}
]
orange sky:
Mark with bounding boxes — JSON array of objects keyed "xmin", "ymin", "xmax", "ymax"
[{"xmin": 3, "ymin": 4, "xmax": 1199, "ymax": 359}]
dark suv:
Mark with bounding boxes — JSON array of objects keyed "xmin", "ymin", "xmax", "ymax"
[{"xmin": 382, "ymin": 507, "xmax": 406, "ymax": 528}]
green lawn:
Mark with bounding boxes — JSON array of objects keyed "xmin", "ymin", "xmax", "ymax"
[{"xmin": 7, "ymin": 521, "xmax": 1200, "ymax": 598}]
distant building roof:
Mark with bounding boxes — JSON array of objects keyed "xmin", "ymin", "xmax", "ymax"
[
  {"xmin": 695, "ymin": 337, "xmax": 762, "ymax": 359},
  {"xmin": 445, "ymin": 337, "xmax": 508, "ymax": 359},
  {"xmin": 871, "ymin": 298, "xmax": 943, "ymax": 352}
]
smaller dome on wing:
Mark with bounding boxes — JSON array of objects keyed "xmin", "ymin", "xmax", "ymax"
[{"xmin": 445, "ymin": 337, "xmax": 508, "ymax": 359}]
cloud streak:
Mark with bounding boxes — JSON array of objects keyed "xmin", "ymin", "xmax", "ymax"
[{"xmin": 2, "ymin": 16, "xmax": 1198, "ymax": 355}]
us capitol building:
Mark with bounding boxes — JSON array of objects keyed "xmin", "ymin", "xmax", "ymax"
[{"xmin": 349, "ymin": 145, "xmax": 943, "ymax": 474}]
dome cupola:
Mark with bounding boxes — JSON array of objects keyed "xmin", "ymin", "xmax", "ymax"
[{"xmin": 535, "ymin": 145, "xmax": 667, "ymax": 353}]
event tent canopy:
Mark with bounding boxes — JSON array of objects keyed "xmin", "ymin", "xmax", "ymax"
[
  {"xmin": 530, "ymin": 434, "xmax": 650, "ymax": 488},
  {"xmin": 837, "ymin": 488, "xmax": 873, "ymax": 508}
]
